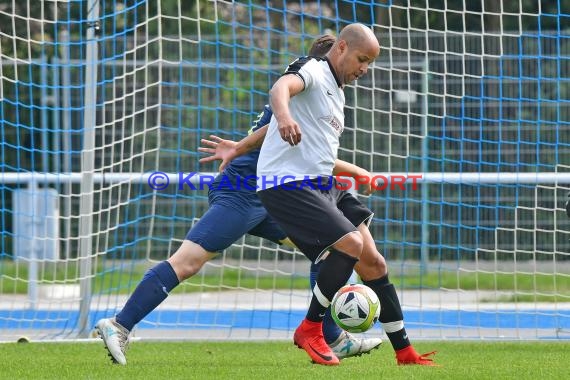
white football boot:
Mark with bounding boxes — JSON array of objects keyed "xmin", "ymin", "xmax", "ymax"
[
  {"xmin": 95, "ymin": 318, "xmax": 130, "ymax": 365},
  {"xmin": 328, "ymin": 331, "xmax": 382, "ymax": 359}
]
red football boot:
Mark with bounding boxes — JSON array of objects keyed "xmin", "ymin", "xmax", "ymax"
[
  {"xmin": 293, "ymin": 319, "xmax": 340, "ymax": 366},
  {"xmin": 396, "ymin": 345, "xmax": 438, "ymax": 366}
]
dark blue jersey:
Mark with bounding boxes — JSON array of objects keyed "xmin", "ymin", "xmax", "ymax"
[{"xmin": 209, "ymin": 105, "xmax": 272, "ymax": 195}]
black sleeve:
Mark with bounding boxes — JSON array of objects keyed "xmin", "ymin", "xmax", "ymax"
[{"xmin": 280, "ymin": 56, "xmax": 314, "ymax": 88}]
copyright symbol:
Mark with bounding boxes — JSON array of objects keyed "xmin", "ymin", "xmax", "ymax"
[{"xmin": 148, "ymin": 172, "xmax": 169, "ymax": 190}]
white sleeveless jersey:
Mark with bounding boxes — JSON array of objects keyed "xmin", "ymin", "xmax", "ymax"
[{"xmin": 256, "ymin": 57, "xmax": 345, "ymax": 190}]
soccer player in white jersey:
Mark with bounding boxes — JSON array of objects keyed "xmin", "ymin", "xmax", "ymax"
[{"xmin": 256, "ymin": 23, "xmax": 437, "ymax": 366}]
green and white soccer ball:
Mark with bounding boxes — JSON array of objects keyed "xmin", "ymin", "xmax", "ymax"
[{"xmin": 331, "ymin": 284, "xmax": 380, "ymax": 333}]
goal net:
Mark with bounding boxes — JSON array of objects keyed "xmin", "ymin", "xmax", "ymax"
[{"xmin": 0, "ymin": 0, "xmax": 569, "ymax": 342}]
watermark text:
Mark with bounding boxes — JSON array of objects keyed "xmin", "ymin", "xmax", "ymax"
[{"xmin": 146, "ymin": 172, "xmax": 423, "ymax": 192}]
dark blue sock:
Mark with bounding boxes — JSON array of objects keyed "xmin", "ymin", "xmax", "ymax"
[
  {"xmin": 115, "ymin": 261, "xmax": 179, "ymax": 331},
  {"xmin": 309, "ymin": 262, "xmax": 319, "ymax": 290},
  {"xmin": 322, "ymin": 307, "xmax": 343, "ymax": 344},
  {"xmin": 309, "ymin": 261, "xmax": 343, "ymax": 344}
]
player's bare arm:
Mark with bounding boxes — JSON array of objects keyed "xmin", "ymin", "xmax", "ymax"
[
  {"xmin": 198, "ymin": 125, "xmax": 269, "ymax": 171},
  {"xmin": 333, "ymin": 159, "xmax": 374, "ymax": 195},
  {"xmin": 269, "ymin": 74, "xmax": 304, "ymax": 146},
  {"xmin": 199, "ymin": 135, "xmax": 372, "ymax": 191}
]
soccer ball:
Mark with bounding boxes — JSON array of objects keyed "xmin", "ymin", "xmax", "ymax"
[{"xmin": 331, "ymin": 284, "xmax": 380, "ymax": 333}]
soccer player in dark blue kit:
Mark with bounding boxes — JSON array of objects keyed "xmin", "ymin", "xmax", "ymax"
[{"xmin": 95, "ymin": 34, "xmax": 382, "ymax": 366}]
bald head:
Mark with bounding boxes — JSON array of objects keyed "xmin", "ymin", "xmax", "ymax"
[
  {"xmin": 339, "ymin": 23, "xmax": 379, "ymax": 51},
  {"xmin": 326, "ymin": 23, "xmax": 380, "ymax": 85}
]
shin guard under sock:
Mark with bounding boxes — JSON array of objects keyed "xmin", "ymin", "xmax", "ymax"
[
  {"xmin": 306, "ymin": 249, "xmax": 358, "ymax": 322},
  {"xmin": 363, "ymin": 274, "xmax": 410, "ymax": 350},
  {"xmin": 115, "ymin": 261, "xmax": 179, "ymax": 331},
  {"xmin": 310, "ymin": 261, "xmax": 344, "ymax": 343}
]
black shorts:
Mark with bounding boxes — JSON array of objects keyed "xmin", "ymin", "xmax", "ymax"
[{"xmin": 257, "ymin": 177, "xmax": 373, "ymax": 262}]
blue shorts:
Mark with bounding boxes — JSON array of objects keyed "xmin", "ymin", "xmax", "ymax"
[{"xmin": 185, "ymin": 193, "xmax": 287, "ymax": 252}]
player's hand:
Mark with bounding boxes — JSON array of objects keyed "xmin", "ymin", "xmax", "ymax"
[
  {"xmin": 276, "ymin": 117, "xmax": 302, "ymax": 146},
  {"xmin": 356, "ymin": 168, "xmax": 374, "ymax": 196},
  {"xmin": 198, "ymin": 135, "xmax": 238, "ymax": 172}
]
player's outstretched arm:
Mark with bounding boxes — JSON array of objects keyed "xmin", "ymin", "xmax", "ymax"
[
  {"xmin": 198, "ymin": 125, "xmax": 269, "ymax": 171},
  {"xmin": 333, "ymin": 159, "xmax": 374, "ymax": 195}
]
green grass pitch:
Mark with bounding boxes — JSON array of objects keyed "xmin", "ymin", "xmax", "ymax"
[{"xmin": 1, "ymin": 340, "xmax": 568, "ymax": 379}]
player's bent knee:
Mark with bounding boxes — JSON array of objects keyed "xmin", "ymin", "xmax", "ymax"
[
  {"xmin": 362, "ymin": 250, "xmax": 387, "ymax": 270},
  {"xmin": 354, "ymin": 252, "xmax": 387, "ymax": 280},
  {"xmin": 168, "ymin": 240, "xmax": 217, "ymax": 280},
  {"xmin": 332, "ymin": 231, "xmax": 364, "ymax": 258}
]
